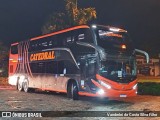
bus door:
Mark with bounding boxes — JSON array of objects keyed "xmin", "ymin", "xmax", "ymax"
[{"xmin": 53, "ymin": 48, "xmax": 80, "ymax": 91}]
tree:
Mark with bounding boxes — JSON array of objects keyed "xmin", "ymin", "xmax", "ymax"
[{"xmin": 42, "ymin": 0, "xmax": 96, "ymax": 34}]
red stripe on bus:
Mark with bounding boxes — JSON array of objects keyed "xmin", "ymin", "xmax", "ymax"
[
  {"xmin": 31, "ymin": 25, "xmax": 90, "ymax": 41},
  {"xmin": 11, "ymin": 42, "xmax": 18, "ymax": 46},
  {"xmin": 78, "ymin": 91, "xmax": 97, "ymax": 97}
]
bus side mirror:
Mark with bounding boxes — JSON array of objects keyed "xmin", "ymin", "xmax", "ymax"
[{"xmin": 135, "ymin": 49, "xmax": 149, "ymax": 63}]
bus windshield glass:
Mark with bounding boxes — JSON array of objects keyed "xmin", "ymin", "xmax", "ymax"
[
  {"xmin": 99, "ymin": 56, "xmax": 136, "ymax": 83},
  {"xmin": 96, "ymin": 28, "xmax": 134, "ymax": 53}
]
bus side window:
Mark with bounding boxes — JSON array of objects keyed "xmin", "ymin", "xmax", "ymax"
[
  {"xmin": 77, "ymin": 28, "xmax": 93, "ymax": 43},
  {"xmin": 50, "ymin": 36, "xmax": 58, "ymax": 48},
  {"xmin": 30, "ymin": 62, "xmax": 45, "ymax": 74},
  {"xmin": 11, "ymin": 45, "xmax": 18, "ymax": 54},
  {"xmin": 45, "ymin": 61, "xmax": 58, "ymax": 74},
  {"xmin": 58, "ymin": 61, "xmax": 64, "ymax": 74},
  {"xmin": 37, "ymin": 62, "xmax": 45, "ymax": 73},
  {"xmin": 63, "ymin": 60, "xmax": 78, "ymax": 74},
  {"xmin": 72, "ymin": 28, "xmax": 95, "ymax": 56},
  {"xmin": 57, "ymin": 34, "xmax": 66, "ymax": 47},
  {"xmin": 62, "ymin": 31, "xmax": 75, "ymax": 47},
  {"xmin": 30, "ymin": 63, "xmax": 37, "ymax": 73},
  {"xmin": 29, "ymin": 41, "xmax": 39, "ymax": 52},
  {"xmin": 78, "ymin": 34, "xmax": 84, "ymax": 41},
  {"xmin": 41, "ymin": 40, "xmax": 48, "ymax": 49},
  {"xmin": 65, "ymin": 36, "xmax": 75, "ymax": 46}
]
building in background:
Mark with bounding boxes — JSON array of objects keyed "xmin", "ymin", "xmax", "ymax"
[{"xmin": 136, "ymin": 55, "xmax": 160, "ymax": 76}]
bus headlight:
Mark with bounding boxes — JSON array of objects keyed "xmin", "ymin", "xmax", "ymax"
[
  {"xmin": 100, "ymin": 81, "xmax": 111, "ymax": 89},
  {"xmin": 133, "ymin": 84, "xmax": 137, "ymax": 90},
  {"xmin": 92, "ymin": 25, "xmax": 97, "ymax": 29},
  {"xmin": 97, "ymin": 89, "xmax": 105, "ymax": 95}
]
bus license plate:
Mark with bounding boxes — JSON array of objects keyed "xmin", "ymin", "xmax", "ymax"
[{"xmin": 120, "ymin": 94, "xmax": 127, "ymax": 97}]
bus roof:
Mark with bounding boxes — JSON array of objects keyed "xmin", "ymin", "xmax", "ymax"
[
  {"xmin": 10, "ymin": 24, "xmax": 127, "ymax": 46},
  {"xmin": 10, "ymin": 25, "xmax": 89, "ymax": 46}
]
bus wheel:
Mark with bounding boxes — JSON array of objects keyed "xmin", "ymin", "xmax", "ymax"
[
  {"xmin": 67, "ymin": 81, "xmax": 79, "ymax": 100},
  {"xmin": 23, "ymin": 79, "xmax": 29, "ymax": 92},
  {"xmin": 17, "ymin": 79, "xmax": 23, "ymax": 91}
]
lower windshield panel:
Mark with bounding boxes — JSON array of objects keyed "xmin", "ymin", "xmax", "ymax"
[{"xmin": 99, "ymin": 56, "xmax": 136, "ymax": 83}]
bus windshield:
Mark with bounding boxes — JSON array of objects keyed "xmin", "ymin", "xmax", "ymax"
[
  {"xmin": 95, "ymin": 27, "xmax": 134, "ymax": 53},
  {"xmin": 99, "ymin": 55, "xmax": 136, "ymax": 83}
]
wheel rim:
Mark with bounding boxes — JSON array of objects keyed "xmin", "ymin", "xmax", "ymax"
[
  {"xmin": 71, "ymin": 83, "xmax": 74, "ymax": 97},
  {"xmin": 71, "ymin": 82, "xmax": 78, "ymax": 99},
  {"xmin": 18, "ymin": 81, "xmax": 22, "ymax": 91},
  {"xmin": 23, "ymin": 80, "xmax": 28, "ymax": 92},
  {"xmin": 67, "ymin": 81, "xmax": 78, "ymax": 100}
]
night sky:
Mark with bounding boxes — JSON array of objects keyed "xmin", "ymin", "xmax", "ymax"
[{"xmin": 0, "ymin": 0, "xmax": 160, "ymax": 56}]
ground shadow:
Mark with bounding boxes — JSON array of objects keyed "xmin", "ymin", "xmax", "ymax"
[{"xmin": 28, "ymin": 89, "xmax": 134, "ymax": 106}]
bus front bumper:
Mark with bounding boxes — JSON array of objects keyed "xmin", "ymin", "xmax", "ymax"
[
  {"xmin": 79, "ymin": 74, "xmax": 138, "ymax": 98},
  {"xmin": 78, "ymin": 88, "xmax": 137, "ymax": 98}
]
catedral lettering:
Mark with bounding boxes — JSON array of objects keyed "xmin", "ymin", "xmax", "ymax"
[
  {"xmin": 8, "ymin": 24, "xmax": 149, "ymax": 100},
  {"xmin": 30, "ymin": 51, "xmax": 55, "ymax": 61}
]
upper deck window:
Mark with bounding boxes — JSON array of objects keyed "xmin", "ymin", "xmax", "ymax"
[
  {"xmin": 76, "ymin": 28, "xmax": 93, "ymax": 43},
  {"xmin": 96, "ymin": 27, "xmax": 134, "ymax": 53},
  {"xmin": 78, "ymin": 34, "xmax": 85, "ymax": 41}
]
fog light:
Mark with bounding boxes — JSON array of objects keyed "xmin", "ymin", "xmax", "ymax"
[{"xmin": 97, "ymin": 89, "xmax": 105, "ymax": 95}]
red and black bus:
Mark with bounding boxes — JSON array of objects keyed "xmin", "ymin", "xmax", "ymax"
[{"xmin": 8, "ymin": 24, "xmax": 149, "ymax": 100}]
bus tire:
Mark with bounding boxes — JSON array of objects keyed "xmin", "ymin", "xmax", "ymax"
[
  {"xmin": 23, "ymin": 79, "xmax": 29, "ymax": 92},
  {"xmin": 17, "ymin": 79, "xmax": 23, "ymax": 91},
  {"xmin": 67, "ymin": 81, "xmax": 79, "ymax": 100}
]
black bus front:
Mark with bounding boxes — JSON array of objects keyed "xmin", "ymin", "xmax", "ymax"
[{"xmin": 90, "ymin": 25, "xmax": 137, "ymax": 98}]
